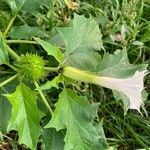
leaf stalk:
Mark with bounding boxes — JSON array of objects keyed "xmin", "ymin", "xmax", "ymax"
[
  {"xmin": 44, "ymin": 67, "xmax": 60, "ymax": 72},
  {"xmin": 6, "ymin": 44, "xmax": 21, "ymax": 61},
  {"xmin": 34, "ymin": 81, "xmax": 53, "ymax": 116},
  {"xmin": 4, "ymin": 13, "xmax": 17, "ymax": 37}
]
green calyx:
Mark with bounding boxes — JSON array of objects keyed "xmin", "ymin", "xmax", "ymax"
[
  {"xmin": 62, "ymin": 66, "xmax": 97, "ymax": 84},
  {"xmin": 16, "ymin": 54, "xmax": 45, "ymax": 81}
]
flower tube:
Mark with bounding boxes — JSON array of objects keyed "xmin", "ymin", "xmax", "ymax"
[{"xmin": 63, "ymin": 66, "xmax": 148, "ymax": 113}]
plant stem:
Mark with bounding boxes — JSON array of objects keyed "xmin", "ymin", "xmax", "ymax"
[
  {"xmin": 34, "ymin": 81, "xmax": 53, "ymax": 116},
  {"xmin": 0, "ymin": 74, "xmax": 18, "ymax": 87},
  {"xmin": 7, "ymin": 40, "xmax": 38, "ymax": 45},
  {"xmin": 6, "ymin": 64, "xmax": 18, "ymax": 72},
  {"xmin": 4, "ymin": 13, "xmax": 17, "ymax": 37},
  {"xmin": 6, "ymin": 44, "xmax": 21, "ymax": 61},
  {"xmin": 44, "ymin": 67, "xmax": 60, "ymax": 72}
]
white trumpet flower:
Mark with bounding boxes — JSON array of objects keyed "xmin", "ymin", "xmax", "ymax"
[
  {"xmin": 96, "ymin": 70, "xmax": 148, "ymax": 113},
  {"xmin": 63, "ymin": 66, "xmax": 148, "ymax": 113}
]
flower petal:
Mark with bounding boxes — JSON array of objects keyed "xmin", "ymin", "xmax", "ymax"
[{"xmin": 96, "ymin": 70, "xmax": 148, "ymax": 113}]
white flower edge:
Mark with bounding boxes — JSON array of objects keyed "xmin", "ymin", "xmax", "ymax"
[{"xmin": 96, "ymin": 70, "xmax": 149, "ymax": 113}]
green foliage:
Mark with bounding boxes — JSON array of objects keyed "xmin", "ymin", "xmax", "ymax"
[
  {"xmin": 8, "ymin": 0, "xmax": 53, "ymax": 14},
  {"xmin": 57, "ymin": 14, "xmax": 103, "ymax": 70},
  {"xmin": 0, "ymin": 89, "xmax": 11, "ymax": 132},
  {"xmin": 46, "ymin": 88, "xmax": 108, "ymax": 150},
  {"xmin": 10, "ymin": 24, "xmax": 49, "ymax": 40},
  {"xmin": 39, "ymin": 75, "xmax": 64, "ymax": 90},
  {"xmin": 0, "ymin": 10, "xmax": 11, "ymax": 32},
  {"xmin": 35, "ymin": 38, "xmax": 64, "ymax": 63},
  {"xmin": 0, "ymin": 96, "xmax": 11, "ymax": 132},
  {"xmin": 0, "ymin": 0, "xmax": 149, "ymax": 149},
  {"xmin": 5, "ymin": 83, "xmax": 44, "ymax": 149},
  {"xmin": 42, "ymin": 128, "xmax": 65, "ymax": 150},
  {"xmin": 96, "ymin": 50, "xmax": 148, "ymax": 77},
  {"xmin": 0, "ymin": 37, "xmax": 9, "ymax": 65}
]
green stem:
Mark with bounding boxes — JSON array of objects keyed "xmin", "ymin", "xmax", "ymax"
[
  {"xmin": 0, "ymin": 74, "xmax": 18, "ymax": 87},
  {"xmin": 17, "ymin": 15, "xmax": 27, "ymax": 24},
  {"xmin": 7, "ymin": 40, "xmax": 38, "ymax": 45},
  {"xmin": 6, "ymin": 64, "xmax": 18, "ymax": 72},
  {"xmin": 6, "ymin": 44, "xmax": 21, "ymax": 61},
  {"xmin": 4, "ymin": 13, "xmax": 17, "ymax": 37},
  {"xmin": 44, "ymin": 67, "xmax": 60, "ymax": 72},
  {"xmin": 34, "ymin": 81, "xmax": 53, "ymax": 115}
]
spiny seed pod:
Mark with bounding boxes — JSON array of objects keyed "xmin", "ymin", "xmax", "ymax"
[
  {"xmin": 0, "ymin": 10, "xmax": 11, "ymax": 31},
  {"xmin": 17, "ymin": 54, "xmax": 45, "ymax": 81}
]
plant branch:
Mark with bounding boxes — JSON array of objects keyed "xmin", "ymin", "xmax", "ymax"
[
  {"xmin": 6, "ymin": 64, "xmax": 18, "ymax": 72},
  {"xmin": 44, "ymin": 67, "xmax": 60, "ymax": 72},
  {"xmin": 0, "ymin": 74, "xmax": 18, "ymax": 88},
  {"xmin": 7, "ymin": 40, "xmax": 38, "ymax": 45},
  {"xmin": 34, "ymin": 81, "xmax": 53, "ymax": 116},
  {"xmin": 6, "ymin": 44, "xmax": 21, "ymax": 61},
  {"xmin": 4, "ymin": 13, "xmax": 17, "ymax": 37}
]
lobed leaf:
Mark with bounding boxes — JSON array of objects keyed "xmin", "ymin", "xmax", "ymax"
[
  {"xmin": 5, "ymin": 83, "xmax": 44, "ymax": 149},
  {"xmin": 57, "ymin": 14, "xmax": 103, "ymax": 70},
  {"xmin": 46, "ymin": 88, "xmax": 108, "ymax": 150}
]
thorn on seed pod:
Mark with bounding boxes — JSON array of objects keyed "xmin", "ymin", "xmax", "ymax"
[{"xmin": 16, "ymin": 53, "xmax": 46, "ymax": 82}]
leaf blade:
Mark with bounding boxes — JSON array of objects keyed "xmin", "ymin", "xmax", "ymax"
[
  {"xmin": 39, "ymin": 75, "xmax": 64, "ymax": 91},
  {"xmin": 46, "ymin": 88, "xmax": 108, "ymax": 150},
  {"xmin": 35, "ymin": 37, "xmax": 64, "ymax": 63},
  {"xmin": 42, "ymin": 128, "xmax": 65, "ymax": 150},
  {"xmin": 5, "ymin": 83, "xmax": 44, "ymax": 149},
  {"xmin": 10, "ymin": 24, "xmax": 49, "ymax": 40},
  {"xmin": 0, "ymin": 37, "xmax": 9, "ymax": 65},
  {"xmin": 58, "ymin": 14, "xmax": 103, "ymax": 70}
]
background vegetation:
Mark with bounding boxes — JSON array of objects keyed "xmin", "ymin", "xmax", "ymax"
[{"xmin": 0, "ymin": 0, "xmax": 150, "ymax": 149}]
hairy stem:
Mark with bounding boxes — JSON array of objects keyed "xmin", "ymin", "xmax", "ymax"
[{"xmin": 34, "ymin": 81, "xmax": 53, "ymax": 115}]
